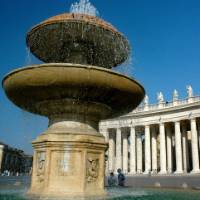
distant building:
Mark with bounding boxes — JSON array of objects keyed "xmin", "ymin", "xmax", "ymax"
[
  {"xmin": 100, "ymin": 86, "xmax": 200, "ymax": 175},
  {"xmin": 0, "ymin": 141, "xmax": 32, "ymax": 175}
]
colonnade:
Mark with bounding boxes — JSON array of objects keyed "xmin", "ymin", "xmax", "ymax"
[
  {"xmin": 0, "ymin": 144, "xmax": 32, "ymax": 174},
  {"xmin": 102, "ymin": 118, "xmax": 200, "ymax": 175}
]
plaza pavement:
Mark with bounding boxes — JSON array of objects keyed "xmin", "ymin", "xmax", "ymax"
[{"xmin": 0, "ymin": 175, "xmax": 200, "ymax": 192}]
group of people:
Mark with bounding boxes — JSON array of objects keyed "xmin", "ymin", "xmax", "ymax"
[
  {"xmin": 108, "ymin": 168, "xmax": 126, "ymax": 187},
  {"xmin": 1, "ymin": 170, "xmax": 20, "ymax": 176}
]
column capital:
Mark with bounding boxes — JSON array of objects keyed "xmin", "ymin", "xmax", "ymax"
[
  {"xmin": 145, "ymin": 124, "xmax": 150, "ymax": 128},
  {"xmin": 190, "ymin": 117, "xmax": 196, "ymax": 122},
  {"xmin": 174, "ymin": 120, "xmax": 181, "ymax": 124},
  {"xmin": 0, "ymin": 145, "xmax": 4, "ymax": 150},
  {"xmin": 130, "ymin": 125, "xmax": 136, "ymax": 129},
  {"xmin": 99, "ymin": 127, "xmax": 108, "ymax": 133},
  {"xmin": 159, "ymin": 122, "xmax": 165, "ymax": 126}
]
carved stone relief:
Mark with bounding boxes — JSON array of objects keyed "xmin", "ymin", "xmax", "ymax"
[
  {"xmin": 86, "ymin": 157, "xmax": 99, "ymax": 183},
  {"xmin": 36, "ymin": 151, "xmax": 45, "ymax": 182}
]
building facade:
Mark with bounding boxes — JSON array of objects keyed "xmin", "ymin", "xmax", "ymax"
[
  {"xmin": 100, "ymin": 86, "xmax": 200, "ymax": 175},
  {"xmin": 0, "ymin": 142, "xmax": 32, "ymax": 175}
]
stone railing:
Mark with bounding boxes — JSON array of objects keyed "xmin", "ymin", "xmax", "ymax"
[{"xmin": 132, "ymin": 95, "xmax": 200, "ymax": 113}]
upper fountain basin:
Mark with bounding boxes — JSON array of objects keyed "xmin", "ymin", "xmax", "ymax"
[
  {"xmin": 26, "ymin": 13, "xmax": 130, "ymax": 68},
  {"xmin": 3, "ymin": 63, "xmax": 144, "ymax": 119}
]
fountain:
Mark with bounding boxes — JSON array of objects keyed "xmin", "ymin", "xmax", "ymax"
[{"xmin": 2, "ymin": 0, "xmax": 144, "ymax": 198}]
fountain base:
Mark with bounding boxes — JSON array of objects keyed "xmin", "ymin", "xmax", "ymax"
[{"xmin": 28, "ymin": 131, "xmax": 107, "ymax": 198}]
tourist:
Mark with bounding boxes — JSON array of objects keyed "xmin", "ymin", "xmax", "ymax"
[
  {"xmin": 108, "ymin": 172, "xmax": 117, "ymax": 186},
  {"xmin": 117, "ymin": 168, "xmax": 125, "ymax": 186}
]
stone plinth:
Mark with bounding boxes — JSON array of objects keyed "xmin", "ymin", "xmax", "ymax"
[{"xmin": 28, "ymin": 130, "xmax": 107, "ymax": 198}]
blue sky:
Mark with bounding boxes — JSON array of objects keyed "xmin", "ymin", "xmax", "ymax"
[{"xmin": 0, "ymin": 0, "xmax": 200, "ymax": 154}]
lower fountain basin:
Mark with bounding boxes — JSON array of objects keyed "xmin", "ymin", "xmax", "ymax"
[
  {"xmin": 3, "ymin": 63, "xmax": 145, "ymax": 118},
  {"xmin": 1, "ymin": 184, "xmax": 200, "ymax": 200}
]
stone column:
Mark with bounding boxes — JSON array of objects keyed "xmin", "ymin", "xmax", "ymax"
[
  {"xmin": 123, "ymin": 133, "xmax": 128, "ymax": 174},
  {"xmin": 101, "ymin": 128, "xmax": 109, "ymax": 174},
  {"xmin": 136, "ymin": 133, "xmax": 143, "ymax": 174},
  {"xmin": 182, "ymin": 123, "xmax": 189, "ymax": 173},
  {"xmin": 144, "ymin": 125, "xmax": 151, "ymax": 174},
  {"xmin": 116, "ymin": 128, "xmax": 122, "ymax": 171},
  {"xmin": 102, "ymin": 129, "xmax": 109, "ymax": 142},
  {"xmin": 130, "ymin": 126, "xmax": 136, "ymax": 174},
  {"xmin": 108, "ymin": 132, "xmax": 115, "ymax": 172},
  {"xmin": 190, "ymin": 118, "xmax": 200, "ymax": 173},
  {"xmin": 151, "ymin": 126, "xmax": 157, "ymax": 173},
  {"xmin": 166, "ymin": 125, "xmax": 173, "ymax": 173},
  {"xmin": 197, "ymin": 122, "xmax": 200, "ymax": 154},
  {"xmin": 159, "ymin": 123, "xmax": 167, "ymax": 174},
  {"xmin": 0, "ymin": 145, "xmax": 4, "ymax": 173},
  {"xmin": 174, "ymin": 121, "xmax": 183, "ymax": 173}
]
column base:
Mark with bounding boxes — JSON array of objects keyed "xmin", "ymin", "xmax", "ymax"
[
  {"xmin": 167, "ymin": 171, "xmax": 173, "ymax": 174},
  {"xmin": 174, "ymin": 170, "xmax": 183, "ymax": 174},
  {"xmin": 143, "ymin": 170, "xmax": 151, "ymax": 175},
  {"xmin": 190, "ymin": 169, "xmax": 200, "ymax": 174},
  {"xmin": 129, "ymin": 172, "xmax": 137, "ymax": 175},
  {"xmin": 158, "ymin": 171, "xmax": 167, "ymax": 175}
]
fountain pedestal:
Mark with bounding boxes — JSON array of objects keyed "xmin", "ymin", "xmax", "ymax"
[
  {"xmin": 27, "ymin": 98, "xmax": 109, "ymax": 197},
  {"xmin": 29, "ymin": 133, "xmax": 106, "ymax": 197}
]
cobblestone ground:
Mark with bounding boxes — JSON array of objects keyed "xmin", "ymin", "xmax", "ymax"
[
  {"xmin": 1, "ymin": 175, "xmax": 200, "ymax": 190},
  {"xmin": 105, "ymin": 175, "xmax": 200, "ymax": 189}
]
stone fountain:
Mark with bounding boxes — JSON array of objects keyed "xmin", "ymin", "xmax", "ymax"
[{"xmin": 2, "ymin": 0, "xmax": 145, "ymax": 198}]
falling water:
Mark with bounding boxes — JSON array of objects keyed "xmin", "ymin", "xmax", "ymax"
[
  {"xmin": 25, "ymin": 47, "xmax": 44, "ymax": 65},
  {"xmin": 114, "ymin": 53, "xmax": 134, "ymax": 77},
  {"xmin": 25, "ymin": 47, "xmax": 32, "ymax": 65},
  {"xmin": 70, "ymin": 0, "xmax": 99, "ymax": 16}
]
